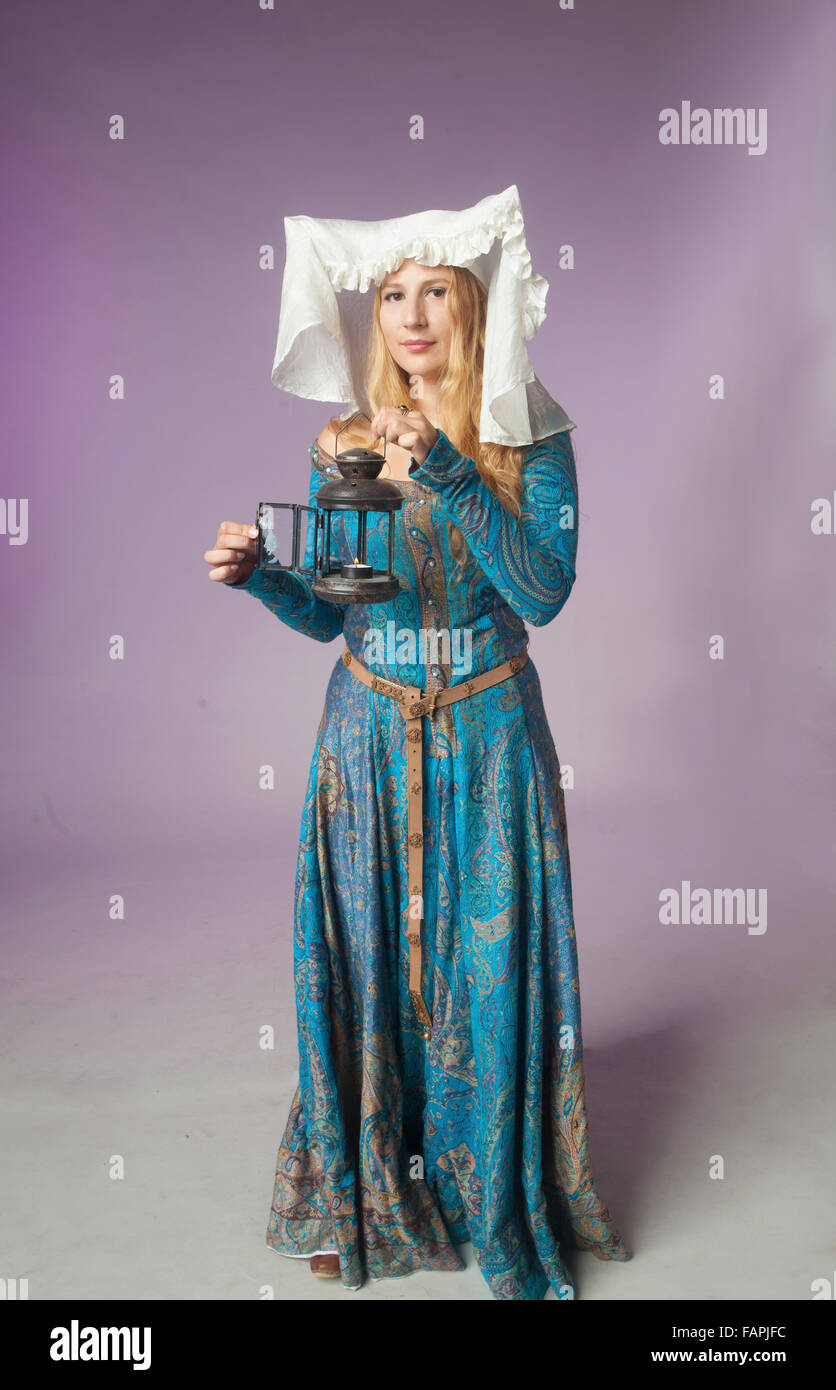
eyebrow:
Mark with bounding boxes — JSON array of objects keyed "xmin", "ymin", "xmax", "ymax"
[{"xmin": 381, "ymin": 275, "xmax": 451, "ymax": 289}]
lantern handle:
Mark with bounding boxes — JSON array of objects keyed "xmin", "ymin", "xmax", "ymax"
[{"xmin": 334, "ymin": 410, "xmax": 387, "ymax": 460}]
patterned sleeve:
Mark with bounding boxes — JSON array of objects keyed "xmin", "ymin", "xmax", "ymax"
[
  {"xmin": 230, "ymin": 453, "xmax": 345, "ymax": 644},
  {"xmin": 409, "ymin": 427, "xmax": 579, "ymax": 627}
]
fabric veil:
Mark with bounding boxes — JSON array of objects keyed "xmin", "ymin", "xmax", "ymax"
[{"xmin": 270, "ymin": 183, "xmax": 575, "ymax": 447}]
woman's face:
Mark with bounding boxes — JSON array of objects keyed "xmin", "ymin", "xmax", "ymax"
[{"xmin": 377, "ymin": 258, "xmax": 453, "ymax": 386}]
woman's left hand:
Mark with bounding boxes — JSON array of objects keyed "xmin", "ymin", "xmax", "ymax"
[{"xmin": 368, "ymin": 407, "xmax": 439, "ymax": 467}]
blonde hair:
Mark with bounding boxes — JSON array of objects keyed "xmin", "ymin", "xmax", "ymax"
[{"xmin": 325, "ymin": 265, "xmax": 527, "ymax": 582}]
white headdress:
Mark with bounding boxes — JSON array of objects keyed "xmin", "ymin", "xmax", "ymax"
[{"xmin": 270, "ymin": 183, "xmax": 575, "ymax": 447}]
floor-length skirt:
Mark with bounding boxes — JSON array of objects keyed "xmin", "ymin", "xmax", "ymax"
[{"xmin": 264, "ymin": 651, "xmax": 631, "ymax": 1299}]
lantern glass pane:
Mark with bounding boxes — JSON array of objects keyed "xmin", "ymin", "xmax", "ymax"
[
  {"xmin": 257, "ymin": 502, "xmax": 294, "ymax": 571},
  {"xmin": 297, "ymin": 505, "xmax": 317, "ymax": 575}
]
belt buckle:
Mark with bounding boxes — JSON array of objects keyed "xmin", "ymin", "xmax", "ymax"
[{"xmin": 402, "ymin": 688, "xmax": 438, "ymax": 721}]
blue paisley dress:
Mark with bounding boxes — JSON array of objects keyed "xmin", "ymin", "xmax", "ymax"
[{"xmin": 235, "ymin": 425, "xmax": 631, "ymax": 1299}]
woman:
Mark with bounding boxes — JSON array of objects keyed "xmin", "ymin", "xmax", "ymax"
[{"xmin": 204, "ymin": 189, "xmax": 631, "ymax": 1299}]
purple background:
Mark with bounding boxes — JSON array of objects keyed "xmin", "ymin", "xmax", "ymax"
[{"xmin": 2, "ymin": 0, "xmax": 833, "ymax": 1298}]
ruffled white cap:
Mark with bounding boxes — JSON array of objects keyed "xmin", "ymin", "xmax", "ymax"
[{"xmin": 271, "ymin": 184, "xmax": 575, "ymax": 447}]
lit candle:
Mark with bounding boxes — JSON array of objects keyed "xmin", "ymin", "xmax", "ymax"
[{"xmin": 342, "ymin": 553, "xmax": 373, "ymax": 580}]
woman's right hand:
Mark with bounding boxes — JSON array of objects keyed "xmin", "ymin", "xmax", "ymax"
[{"xmin": 204, "ymin": 521, "xmax": 260, "ymax": 585}]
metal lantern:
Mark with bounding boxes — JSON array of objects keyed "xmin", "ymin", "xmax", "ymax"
[{"xmin": 254, "ymin": 411, "xmax": 405, "ymax": 604}]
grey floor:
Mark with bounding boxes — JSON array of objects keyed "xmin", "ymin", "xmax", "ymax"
[{"xmin": 3, "ymin": 834, "xmax": 833, "ymax": 1302}]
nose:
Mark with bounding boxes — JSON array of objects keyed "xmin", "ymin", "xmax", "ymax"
[{"xmin": 403, "ymin": 295, "xmax": 428, "ymax": 328}]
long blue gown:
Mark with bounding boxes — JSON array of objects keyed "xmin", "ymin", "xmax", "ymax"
[{"xmin": 235, "ymin": 426, "xmax": 631, "ymax": 1299}]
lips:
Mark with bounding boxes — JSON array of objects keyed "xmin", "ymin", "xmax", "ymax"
[{"xmin": 402, "ymin": 341, "xmax": 433, "ymax": 348}]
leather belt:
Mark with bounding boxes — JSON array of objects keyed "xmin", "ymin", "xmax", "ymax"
[{"xmin": 340, "ymin": 644, "xmax": 529, "ymax": 1041}]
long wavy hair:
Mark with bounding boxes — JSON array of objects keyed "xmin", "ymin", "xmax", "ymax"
[{"xmin": 324, "ymin": 264, "xmax": 528, "ymax": 581}]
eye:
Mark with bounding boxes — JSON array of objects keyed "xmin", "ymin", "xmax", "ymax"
[{"xmin": 382, "ymin": 287, "xmax": 447, "ymax": 301}]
